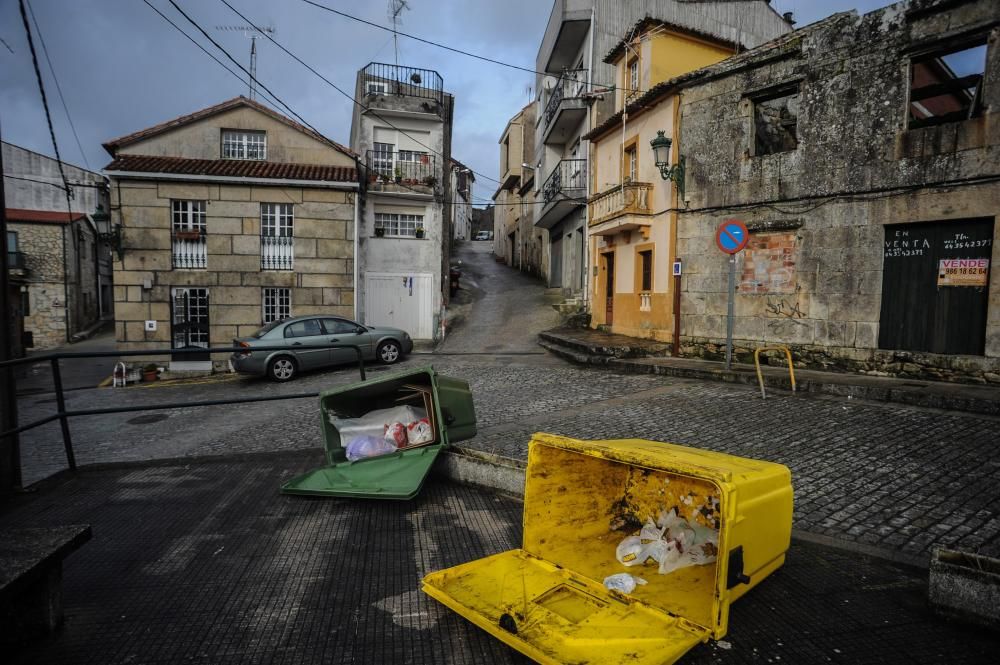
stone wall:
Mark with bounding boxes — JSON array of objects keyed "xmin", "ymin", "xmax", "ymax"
[
  {"xmin": 10, "ymin": 222, "xmax": 67, "ymax": 349},
  {"xmin": 675, "ymin": 0, "xmax": 1000, "ymax": 383},
  {"xmin": 111, "ymin": 179, "xmax": 356, "ymax": 369}
]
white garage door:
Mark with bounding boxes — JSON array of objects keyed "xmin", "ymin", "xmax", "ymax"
[{"xmin": 364, "ymin": 272, "xmax": 434, "ymax": 340}]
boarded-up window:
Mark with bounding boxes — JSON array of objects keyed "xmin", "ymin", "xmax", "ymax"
[
  {"xmin": 739, "ymin": 232, "xmax": 797, "ymax": 295},
  {"xmin": 878, "ymin": 218, "xmax": 993, "ymax": 355}
]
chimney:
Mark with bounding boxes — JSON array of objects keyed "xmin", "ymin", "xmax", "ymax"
[{"xmin": 783, "ymin": 12, "xmax": 796, "ymax": 26}]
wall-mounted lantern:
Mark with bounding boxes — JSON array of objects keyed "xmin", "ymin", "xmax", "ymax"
[
  {"xmin": 650, "ymin": 130, "xmax": 685, "ymax": 200},
  {"xmin": 92, "ymin": 211, "xmax": 123, "ymax": 260}
]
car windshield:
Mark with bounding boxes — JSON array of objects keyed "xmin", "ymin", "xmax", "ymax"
[{"xmin": 251, "ymin": 320, "xmax": 284, "ymax": 339}]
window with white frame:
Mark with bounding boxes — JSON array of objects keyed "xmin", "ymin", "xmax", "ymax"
[
  {"xmin": 628, "ymin": 58, "xmax": 640, "ymax": 94},
  {"xmin": 222, "ymin": 130, "xmax": 267, "ymax": 160},
  {"xmin": 375, "ymin": 212, "xmax": 423, "ymax": 238},
  {"xmin": 261, "ymin": 203, "xmax": 294, "ymax": 270},
  {"xmin": 262, "ymin": 287, "xmax": 291, "ymax": 324},
  {"xmin": 372, "ymin": 141, "xmax": 394, "ymax": 177},
  {"xmin": 171, "ymin": 200, "xmax": 207, "ymax": 269}
]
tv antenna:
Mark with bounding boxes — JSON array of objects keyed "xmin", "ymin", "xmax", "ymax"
[
  {"xmin": 215, "ymin": 23, "xmax": 276, "ymax": 100},
  {"xmin": 387, "ymin": 0, "xmax": 409, "ymax": 66}
]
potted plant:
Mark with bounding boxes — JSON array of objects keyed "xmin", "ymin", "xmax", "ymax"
[
  {"xmin": 394, "ymin": 166, "xmax": 403, "ymax": 183},
  {"xmin": 374, "ymin": 227, "xmax": 386, "ymax": 238},
  {"xmin": 423, "ymin": 175, "xmax": 438, "ymax": 187},
  {"xmin": 415, "ymin": 226, "xmax": 426, "ymax": 239},
  {"xmin": 174, "ymin": 229, "xmax": 202, "ymax": 241},
  {"xmin": 142, "ymin": 363, "xmax": 159, "ymax": 382}
]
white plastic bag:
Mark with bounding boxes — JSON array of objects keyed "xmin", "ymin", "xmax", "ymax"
[
  {"xmin": 331, "ymin": 406, "xmax": 427, "ymax": 446},
  {"xmin": 603, "ymin": 573, "xmax": 647, "ymax": 594},
  {"xmin": 345, "ymin": 435, "xmax": 396, "ymax": 461}
]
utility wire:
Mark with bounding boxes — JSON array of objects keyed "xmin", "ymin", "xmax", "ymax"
[
  {"xmin": 18, "ymin": 0, "xmax": 73, "ymax": 217},
  {"xmin": 298, "ymin": 0, "xmax": 640, "ymax": 94},
  {"xmin": 218, "ymin": 0, "xmax": 504, "ymax": 186},
  {"xmin": 141, "ymin": 0, "xmax": 288, "ymax": 116},
  {"xmin": 165, "ymin": 0, "xmax": 332, "ymax": 146},
  {"xmin": 2, "ymin": 173, "xmax": 106, "ymax": 191},
  {"xmin": 0, "ymin": 35, "xmax": 14, "ymax": 54},
  {"xmin": 25, "ymin": 0, "xmax": 90, "ymax": 169}
]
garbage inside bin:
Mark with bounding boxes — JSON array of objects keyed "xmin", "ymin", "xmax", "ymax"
[
  {"xmin": 280, "ymin": 367, "xmax": 476, "ymax": 500},
  {"xmin": 422, "ymin": 433, "xmax": 793, "ymax": 664}
]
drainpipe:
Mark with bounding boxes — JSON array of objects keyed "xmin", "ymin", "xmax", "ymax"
[
  {"xmin": 582, "ymin": 6, "xmax": 595, "ymax": 308},
  {"xmin": 62, "ymin": 222, "xmax": 70, "ymax": 342},
  {"xmin": 671, "ymin": 94, "xmax": 683, "ymax": 356},
  {"xmin": 352, "ymin": 189, "xmax": 360, "ymax": 322}
]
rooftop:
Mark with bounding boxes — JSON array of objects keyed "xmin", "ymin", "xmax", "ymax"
[{"xmin": 104, "ymin": 154, "xmax": 358, "ymax": 184}]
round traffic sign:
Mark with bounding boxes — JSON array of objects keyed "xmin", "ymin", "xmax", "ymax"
[{"xmin": 715, "ymin": 219, "xmax": 749, "ymax": 255}]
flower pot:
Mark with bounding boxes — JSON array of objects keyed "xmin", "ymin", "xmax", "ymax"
[
  {"xmin": 374, "ymin": 227, "xmax": 386, "ymax": 238},
  {"xmin": 143, "ymin": 370, "xmax": 159, "ymax": 382},
  {"xmin": 415, "ymin": 230, "xmax": 425, "ymax": 239}
]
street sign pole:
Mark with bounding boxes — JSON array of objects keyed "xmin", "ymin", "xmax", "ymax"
[{"xmin": 726, "ymin": 255, "xmax": 736, "ymax": 370}]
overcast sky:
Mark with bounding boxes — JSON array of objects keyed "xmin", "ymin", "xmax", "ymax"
[{"xmin": 1, "ymin": 0, "xmax": 895, "ymax": 205}]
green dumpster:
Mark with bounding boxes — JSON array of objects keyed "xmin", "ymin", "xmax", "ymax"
[{"xmin": 281, "ymin": 367, "xmax": 476, "ymax": 500}]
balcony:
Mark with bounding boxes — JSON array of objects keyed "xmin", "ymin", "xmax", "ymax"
[
  {"xmin": 539, "ymin": 0, "xmax": 591, "ymax": 73},
  {"xmin": 361, "ymin": 63, "xmax": 444, "ymax": 114},
  {"xmin": 587, "ymin": 182, "xmax": 654, "ymax": 236},
  {"xmin": 366, "ymin": 150, "xmax": 437, "ymax": 196},
  {"xmin": 171, "ymin": 233, "xmax": 206, "ymax": 270},
  {"xmin": 536, "ymin": 159, "xmax": 586, "ymax": 230},
  {"xmin": 7, "ymin": 251, "xmax": 26, "ymax": 273},
  {"xmin": 261, "ymin": 235, "xmax": 293, "ymax": 271},
  {"xmin": 543, "ymin": 70, "xmax": 588, "ymax": 145}
]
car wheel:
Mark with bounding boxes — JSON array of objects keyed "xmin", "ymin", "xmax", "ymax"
[
  {"xmin": 377, "ymin": 340, "xmax": 401, "ymax": 365},
  {"xmin": 268, "ymin": 356, "xmax": 297, "ymax": 382}
]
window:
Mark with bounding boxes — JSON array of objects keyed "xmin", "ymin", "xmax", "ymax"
[
  {"xmin": 222, "ymin": 130, "xmax": 267, "ymax": 160},
  {"xmin": 171, "ymin": 200, "xmax": 207, "ymax": 269},
  {"xmin": 375, "ymin": 212, "xmax": 423, "ymax": 238},
  {"xmin": 322, "ymin": 318, "xmax": 359, "ymax": 334},
  {"xmin": 262, "ymin": 288, "xmax": 291, "ymax": 324},
  {"xmin": 284, "ymin": 318, "xmax": 323, "ymax": 338},
  {"xmin": 7, "ymin": 231, "xmax": 17, "ymax": 253},
  {"xmin": 624, "ymin": 145, "xmax": 637, "ymax": 183},
  {"xmin": 261, "ymin": 203, "xmax": 294, "ymax": 270},
  {"xmin": 752, "ymin": 86, "xmax": 799, "ymax": 155},
  {"xmin": 628, "ymin": 58, "xmax": 640, "ymax": 93},
  {"xmin": 908, "ymin": 40, "xmax": 987, "ymax": 129},
  {"xmin": 21, "ymin": 290, "xmax": 30, "ymax": 317},
  {"xmin": 366, "ymin": 80, "xmax": 388, "ymax": 95},
  {"xmin": 372, "ymin": 141, "xmax": 394, "ymax": 176},
  {"xmin": 640, "ymin": 250, "xmax": 652, "ymax": 292}
]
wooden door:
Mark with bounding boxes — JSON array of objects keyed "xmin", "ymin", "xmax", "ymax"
[
  {"xmin": 878, "ymin": 218, "xmax": 993, "ymax": 355},
  {"xmin": 603, "ymin": 252, "xmax": 615, "ymax": 325}
]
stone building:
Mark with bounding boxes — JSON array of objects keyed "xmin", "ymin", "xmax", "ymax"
[
  {"xmin": 349, "ymin": 63, "xmax": 455, "ymax": 341},
  {"xmin": 674, "ymin": 0, "xmax": 1000, "ymax": 382},
  {"xmin": 103, "ymin": 96, "xmax": 359, "ymax": 373},
  {"xmin": 3, "ymin": 141, "xmax": 112, "ymax": 351},
  {"xmin": 450, "ymin": 158, "xmax": 475, "ymax": 241},
  {"xmin": 494, "ymin": 101, "xmax": 546, "ymax": 277}
]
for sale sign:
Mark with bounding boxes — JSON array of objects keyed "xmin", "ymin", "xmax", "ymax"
[{"xmin": 937, "ymin": 258, "xmax": 990, "ymax": 287}]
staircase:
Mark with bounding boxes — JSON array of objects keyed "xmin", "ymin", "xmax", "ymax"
[{"xmin": 537, "ymin": 328, "xmax": 672, "ymax": 366}]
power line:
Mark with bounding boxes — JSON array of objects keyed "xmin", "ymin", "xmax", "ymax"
[
  {"xmin": 0, "ymin": 35, "xmax": 14, "ymax": 54},
  {"xmin": 141, "ymin": 0, "xmax": 288, "ymax": 115},
  {"xmin": 217, "ymin": 0, "xmax": 504, "ymax": 186},
  {"xmin": 298, "ymin": 0, "xmax": 637, "ymax": 94},
  {"xmin": 2, "ymin": 173, "xmax": 106, "ymax": 191},
  {"xmin": 25, "ymin": 0, "xmax": 89, "ymax": 169}
]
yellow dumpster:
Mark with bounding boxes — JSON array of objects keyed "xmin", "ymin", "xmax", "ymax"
[{"xmin": 422, "ymin": 433, "xmax": 793, "ymax": 664}]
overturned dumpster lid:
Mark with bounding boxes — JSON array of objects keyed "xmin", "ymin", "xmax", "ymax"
[
  {"xmin": 423, "ymin": 433, "xmax": 793, "ymax": 663},
  {"xmin": 281, "ymin": 445, "xmax": 442, "ymax": 500},
  {"xmin": 281, "ymin": 367, "xmax": 476, "ymax": 500}
]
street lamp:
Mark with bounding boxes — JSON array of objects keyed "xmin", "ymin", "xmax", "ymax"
[
  {"xmin": 92, "ymin": 211, "xmax": 123, "ymax": 260},
  {"xmin": 650, "ymin": 130, "xmax": 685, "ymax": 200}
]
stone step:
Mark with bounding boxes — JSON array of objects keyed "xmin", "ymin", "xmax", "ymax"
[
  {"xmin": 537, "ymin": 339, "xmax": 610, "ymax": 365},
  {"xmin": 538, "ymin": 330, "xmax": 671, "ymax": 359}
]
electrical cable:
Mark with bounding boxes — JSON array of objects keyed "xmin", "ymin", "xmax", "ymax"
[
  {"xmin": 25, "ymin": 0, "xmax": 90, "ymax": 169},
  {"xmin": 218, "ymin": 0, "xmax": 505, "ymax": 186},
  {"xmin": 2, "ymin": 173, "xmax": 105, "ymax": 191},
  {"xmin": 298, "ymin": 0, "xmax": 647, "ymax": 94},
  {"xmin": 141, "ymin": 0, "xmax": 289, "ymax": 116}
]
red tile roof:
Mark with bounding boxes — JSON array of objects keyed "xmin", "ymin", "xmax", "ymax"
[
  {"xmin": 102, "ymin": 96, "xmax": 357, "ymax": 159},
  {"xmin": 5, "ymin": 207, "xmax": 87, "ymax": 224},
  {"xmin": 104, "ymin": 154, "xmax": 358, "ymax": 184}
]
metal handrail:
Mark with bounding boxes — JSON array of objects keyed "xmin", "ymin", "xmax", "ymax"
[
  {"xmin": 754, "ymin": 345, "xmax": 797, "ymax": 399},
  {"xmin": 0, "ymin": 343, "xmax": 367, "ymax": 472}
]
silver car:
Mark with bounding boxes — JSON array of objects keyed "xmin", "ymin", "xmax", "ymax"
[{"xmin": 231, "ymin": 315, "xmax": 413, "ymax": 382}]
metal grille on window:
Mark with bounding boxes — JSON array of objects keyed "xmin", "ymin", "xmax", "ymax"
[
  {"xmin": 171, "ymin": 200, "xmax": 207, "ymax": 269},
  {"xmin": 223, "ymin": 130, "xmax": 266, "ymax": 160},
  {"xmin": 372, "ymin": 142, "xmax": 394, "ymax": 177},
  {"xmin": 262, "ymin": 287, "xmax": 291, "ymax": 324},
  {"xmin": 172, "ymin": 288, "xmax": 209, "ymax": 350},
  {"xmin": 261, "ymin": 203, "xmax": 294, "ymax": 270},
  {"xmin": 374, "ymin": 212, "xmax": 422, "ymax": 237}
]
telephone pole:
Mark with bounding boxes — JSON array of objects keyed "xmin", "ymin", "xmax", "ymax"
[{"xmin": 0, "ymin": 120, "xmax": 23, "ymax": 497}]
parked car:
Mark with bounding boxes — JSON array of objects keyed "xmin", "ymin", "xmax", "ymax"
[
  {"xmin": 231, "ymin": 315, "xmax": 413, "ymax": 382},
  {"xmin": 474, "ymin": 231, "xmax": 490, "ymax": 241}
]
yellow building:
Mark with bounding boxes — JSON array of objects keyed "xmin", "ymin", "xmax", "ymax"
[{"xmin": 584, "ymin": 19, "xmax": 736, "ymax": 341}]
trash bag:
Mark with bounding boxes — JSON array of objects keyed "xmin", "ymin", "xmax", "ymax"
[
  {"xmin": 345, "ymin": 435, "xmax": 397, "ymax": 461},
  {"xmin": 615, "ymin": 510, "xmax": 719, "ymax": 575},
  {"xmin": 331, "ymin": 406, "xmax": 428, "ymax": 447},
  {"xmin": 603, "ymin": 573, "xmax": 647, "ymax": 594}
]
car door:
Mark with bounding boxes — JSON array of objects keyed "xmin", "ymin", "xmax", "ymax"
[
  {"xmin": 283, "ymin": 318, "xmax": 329, "ymax": 370},
  {"xmin": 321, "ymin": 318, "xmax": 371, "ymax": 366}
]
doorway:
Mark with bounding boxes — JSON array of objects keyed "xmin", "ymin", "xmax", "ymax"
[
  {"xmin": 602, "ymin": 252, "xmax": 615, "ymax": 325},
  {"xmin": 171, "ymin": 288, "xmax": 210, "ymax": 361}
]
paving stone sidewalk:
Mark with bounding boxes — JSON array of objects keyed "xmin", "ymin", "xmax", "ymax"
[{"xmin": 3, "ymin": 456, "xmax": 998, "ymax": 665}]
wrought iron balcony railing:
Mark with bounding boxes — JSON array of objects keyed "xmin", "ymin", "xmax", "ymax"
[
  {"xmin": 366, "ymin": 150, "xmax": 437, "ymax": 186},
  {"xmin": 542, "ymin": 159, "xmax": 587, "ymax": 205},
  {"xmin": 544, "ymin": 69, "xmax": 587, "ymax": 126},
  {"xmin": 261, "ymin": 235, "xmax": 294, "ymax": 271},
  {"xmin": 361, "ymin": 63, "xmax": 444, "ymax": 105},
  {"xmin": 7, "ymin": 251, "xmax": 26, "ymax": 270},
  {"xmin": 588, "ymin": 182, "xmax": 653, "ymax": 226}
]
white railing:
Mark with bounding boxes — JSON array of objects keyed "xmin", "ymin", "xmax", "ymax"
[
  {"xmin": 172, "ymin": 237, "xmax": 207, "ymax": 269},
  {"xmin": 588, "ymin": 183, "xmax": 652, "ymax": 227},
  {"xmin": 640, "ymin": 293, "xmax": 652, "ymax": 312},
  {"xmin": 261, "ymin": 235, "xmax": 294, "ymax": 270}
]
